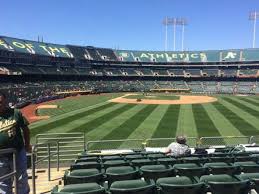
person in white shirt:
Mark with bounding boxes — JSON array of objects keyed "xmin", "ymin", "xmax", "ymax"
[{"xmin": 165, "ymin": 135, "xmax": 191, "ymax": 157}]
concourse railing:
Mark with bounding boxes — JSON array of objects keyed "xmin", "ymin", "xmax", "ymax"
[
  {"xmin": 0, "ymin": 148, "xmax": 17, "ymax": 194},
  {"xmin": 86, "ymin": 136, "xmax": 255, "ymax": 151},
  {"xmin": 36, "ymin": 132, "xmax": 85, "ymax": 161},
  {"xmin": 31, "ymin": 141, "xmax": 60, "ymax": 194},
  {"xmin": 86, "ymin": 139, "xmax": 145, "ymax": 152}
]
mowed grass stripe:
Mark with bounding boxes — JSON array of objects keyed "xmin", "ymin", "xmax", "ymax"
[
  {"xmin": 102, "ymin": 105, "xmax": 158, "ymax": 140},
  {"xmin": 119, "ymin": 105, "xmax": 167, "ymax": 149},
  {"xmin": 126, "ymin": 105, "xmax": 169, "ymax": 139},
  {"xmin": 239, "ymin": 98, "xmax": 259, "ymax": 107},
  {"xmin": 30, "ymin": 102, "xmax": 116, "ymax": 137},
  {"xmin": 152, "ymin": 105, "xmax": 180, "ymax": 138},
  {"xmin": 45, "ymin": 103, "xmax": 126, "ymax": 134},
  {"xmin": 212, "ymin": 101, "xmax": 259, "ymax": 136},
  {"xmin": 222, "ymin": 97, "xmax": 259, "ymax": 118},
  {"xmin": 192, "ymin": 104, "xmax": 221, "ymax": 137},
  {"xmin": 176, "ymin": 104, "xmax": 197, "ymax": 137},
  {"xmin": 37, "ymin": 93, "xmax": 123, "ymax": 117},
  {"xmin": 203, "ymin": 103, "xmax": 243, "ymax": 137},
  {"xmin": 85, "ymin": 105, "xmax": 148, "ymax": 142},
  {"xmin": 246, "ymin": 97, "xmax": 259, "ymax": 102},
  {"xmin": 70, "ymin": 104, "xmax": 137, "ymax": 134},
  {"xmin": 231, "ymin": 97, "xmax": 259, "ymax": 112}
]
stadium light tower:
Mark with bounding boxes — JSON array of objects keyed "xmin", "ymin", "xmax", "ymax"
[
  {"xmin": 163, "ymin": 17, "xmax": 169, "ymax": 51},
  {"xmin": 178, "ymin": 18, "xmax": 187, "ymax": 51},
  {"xmin": 163, "ymin": 17, "xmax": 188, "ymax": 51},
  {"xmin": 249, "ymin": 11, "xmax": 259, "ymax": 48}
]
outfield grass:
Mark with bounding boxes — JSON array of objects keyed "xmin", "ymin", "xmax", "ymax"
[{"xmin": 29, "ymin": 93, "xmax": 259, "ymax": 143}]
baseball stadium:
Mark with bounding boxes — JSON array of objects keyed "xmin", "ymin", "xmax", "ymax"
[{"xmin": 2, "ymin": 1, "xmax": 259, "ymax": 194}]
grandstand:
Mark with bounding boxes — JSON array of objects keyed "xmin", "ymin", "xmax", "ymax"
[{"xmin": 1, "ymin": 35, "xmax": 259, "ymax": 104}]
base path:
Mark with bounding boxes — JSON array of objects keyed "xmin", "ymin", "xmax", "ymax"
[{"xmin": 109, "ymin": 94, "xmax": 217, "ymax": 105}]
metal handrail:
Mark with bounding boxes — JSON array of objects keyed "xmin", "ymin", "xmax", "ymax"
[
  {"xmin": 86, "ymin": 138, "xmax": 145, "ymax": 151},
  {"xmin": 0, "ymin": 148, "xmax": 17, "ymax": 194},
  {"xmin": 31, "ymin": 141, "xmax": 60, "ymax": 194},
  {"xmin": 36, "ymin": 132, "xmax": 85, "ymax": 161}
]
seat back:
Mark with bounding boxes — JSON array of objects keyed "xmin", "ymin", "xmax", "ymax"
[
  {"xmin": 157, "ymin": 176, "xmax": 205, "ymax": 194},
  {"xmin": 70, "ymin": 162, "xmax": 102, "ymax": 170},
  {"xmin": 103, "ymin": 160, "xmax": 128, "ymax": 169},
  {"xmin": 51, "ymin": 183, "xmax": 106, "ymax": 194},
  {"xmin": 64, "ymin": 169, "xmax": 103, "ymax": 185},
  {"xmin": 174, "ymin": 163, "xmax": 207, "ymax": 177},
  {"xmin": 106, "ymin": 166, "xmax": 140, "ymax": 186},
  {"xmin": 204, "ymin": 162, "xmax": 237, "ymax": 175},
  {"xmin": 140, "ymin": 164, "xmax": 173, "ymax": 181},
  {"xmin": 110, "ymin": 179, "xmax": 156, "ymax": 194},
  {"xmin": 200, "ymin": 174, "xmax": 250, "ymax": 194}
]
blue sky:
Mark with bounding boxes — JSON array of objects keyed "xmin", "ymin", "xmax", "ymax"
[{"xmin": 1, "ymin": 0, "xmax": 259, "ymax": 51}]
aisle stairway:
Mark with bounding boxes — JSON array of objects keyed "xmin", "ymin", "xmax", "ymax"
[{"xmin": 28, "ymin": 167, "xmax": 68, "ymax": 194}]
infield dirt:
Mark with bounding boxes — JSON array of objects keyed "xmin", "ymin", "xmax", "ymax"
[{"xmin": 109, "ymin": 94, "xmax": 217, "ymax": 105}]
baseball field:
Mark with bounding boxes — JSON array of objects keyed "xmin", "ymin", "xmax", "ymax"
[{"xmin": 27, "ymin": 93, "xmax": 259, "ymax": 144}]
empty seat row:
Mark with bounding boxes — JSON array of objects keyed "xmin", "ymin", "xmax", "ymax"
[
  {"xmin": 52, "ymin": 173, "xmax": 259, "ymax": 194},
  {"xmin": 76, "ymin": 154, "xmax": 259, "ymax": 167},
  {"xmin": 65, "ymin": 162, "xmax": 259, "ymax": 186},
  {"xmin": 72, "ymin": 155, "xmax": 259, "ymax": 172}
]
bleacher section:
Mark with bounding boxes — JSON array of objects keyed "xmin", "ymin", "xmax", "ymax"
[
  {"xmin": 239, "ymin": 68, "xmax": 258, "ymax": 77},
  {"xmin": 203, "ymin": 81, "xmax": 219, "ymax": 94},
  {"xmin": 2, "ymin": 80, "xmax": 259, "ymax": 105},
  {"xmin": 202, "ymin": 69, "xmax": 219, "ymax": 77},
  {"xmin": 187, "ymin": 81, "xmax": 204, "ymax": 93},
  {"xmin": 220, "ymin": 82, "xmax": 235, "ymax": 94},
  {"xmin": 185, "ymin": 69, "xmax": 201, "ymax": 77},
  {"xmin": 221, "ymin": 69, "xmax": 237, "ymax": 77},
  {"xmin": 50, "ymin": 147, "xmax": 259, "ymax": 194},
  {"xmin": 167, "ymin": 69, "xmax": 184, "ymax": 76}
]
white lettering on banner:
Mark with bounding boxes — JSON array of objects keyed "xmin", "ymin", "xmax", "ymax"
[
  {"xmin": 223, "ymin": 52, "xmax": 237, "ymax": 60},
  {"xmin": 156, "ymin": 53, "xmax": 164, "ymax": 58},
  {"xmin": 140, "ymin": 53, "xmax": 149, "ymax": 58},
  {"xmin": 147, "ymin": 53, "xmax": 155, "ymax": 59}
]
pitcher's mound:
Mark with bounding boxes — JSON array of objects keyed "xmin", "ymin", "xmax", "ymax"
[{"xmin": 109, "ymin": 94, "xmax": 217, "ymax": 105}]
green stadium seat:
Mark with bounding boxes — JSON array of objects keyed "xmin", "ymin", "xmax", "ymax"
[
  {"xmin": 140, "ymin": 164, "xmax": 174, "ymax": 181},
  {"xmin": 234, "ymin": 156, "xmax": 254, "ymax": 162},
  {"xmin": 157, "ymin": 176, "xmax": 206, "ymax": 194},
  {"xmin": 105, "ymin": 166, "xmax": 140, "ymax": 186},
  {"xmin": 209, "ymin": 156, "xmax": 234, "ymax": 163},
  {"xmin": 125, "ymin": 154, "xmax": 145, "ymax": 161},
  {"xmin": 103, "ymin": 160, "xmax": 128, "ymax": 169},
  {"xmin": 200, "ymin": 174, "xmax": 250, "ymax": 194},
  {"xmin": 131, "ymin": 159, "xmax": 155, "ymax": 168},
  {"xmin": 203, "ymin": 162, "xmax": 238, "ymax": 175},
  {"xmin": 71, "ymin": 162, "xmax": 102, "ymax": 171},
  {"xmin": 146, "ymin": 153, "xmax": 166, "ymax": 160},
  {"xmin": 101, "ymin": 155, "xmax": 123, "ymax": 162},
  {"xmin": 173, "ymin": 163, "xmax": 207, "ymax": 177},
  {"xmin": 110, "ymin": 179, "xmax": 156, "ymax": 194},
  {"xmin": 76, "ymin": 157, "xmax": 100, "ymax": 163},
  {"xmin": 78, "ymin": 154, "xmax": 99, "ymax": 160},
  {"xmin": 64, "ymin": 168, "xmax": 103, "ymax": 185},
  {"xmin": 181, "ymin": 157, "xmax": 208, "ymax": 164},
  {"xmin": 51, "ymin": 183, "xmax": 105, "ymax": 194},
  {"xmin": 238, "ymin": 173, "xmax": 259, "ymax": 193},
  {"xmin": 157, "ymin": 157, "xmax": 179, "ymax": 166},
  {"xmin": 234, "ymin": 161, "xmax": 259, "ymax": 173},
  {"xmin": 232, "ymin": 152, "xmax": 250, "ymax": 157}
]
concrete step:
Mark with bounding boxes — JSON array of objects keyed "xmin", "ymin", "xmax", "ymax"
[{"xmin": 28, "ymin": 167, "xmax": 68, "ymax": 194}]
